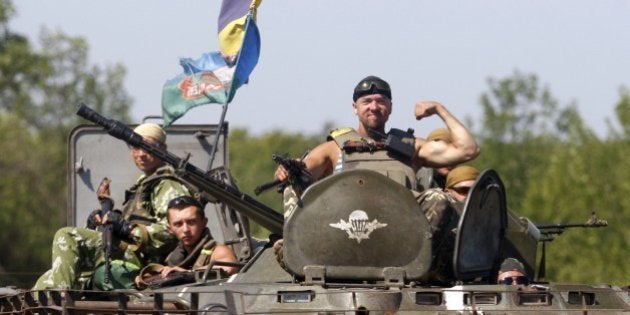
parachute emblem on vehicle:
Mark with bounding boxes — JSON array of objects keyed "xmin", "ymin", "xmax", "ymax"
[{"xmin": 329, "ymin": 210, "xmax": 388, "ymax": 243}]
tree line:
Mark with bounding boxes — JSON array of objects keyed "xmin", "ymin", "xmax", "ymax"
[
  {"xmin": 0, "ymin": 0, "xmax": 132, "ymax": 287},
  {"xmin": 1, "ymin": 0, "xmax": 627, "ymax": 288}
]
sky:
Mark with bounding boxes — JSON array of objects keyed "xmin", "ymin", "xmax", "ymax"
[{"xmin": 11, "ymin": 0, "xmax": 630, "ymax": 137}]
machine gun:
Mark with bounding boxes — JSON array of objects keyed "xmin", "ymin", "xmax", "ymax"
[
  {"xmin": 254, "ymin": 153, "xmax": 312, "ymax": 195},
  {"xmin": 536, "ymin": 211, "xmax": 608, "ymax": 242},
  {"xmin": 76, "ymin": 103, "xmax": 284, "ymax": 235},
  {"xmin": 535, "ymin": 211, "xmax": 608, "ymax": 280}
]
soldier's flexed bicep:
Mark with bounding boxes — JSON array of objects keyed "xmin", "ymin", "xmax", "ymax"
[{"xmin": 413, "ymin": 101, "xmax": 479, "ymax": 168}]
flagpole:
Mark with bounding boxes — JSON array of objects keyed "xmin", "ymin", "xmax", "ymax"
[
  {"xmin": 205, "ymin": 11, "xmax": 259, "ymax": 171},
  {"xmin": 207, "ymin": 103, "xmax": 229, "ymax": 171},
  {"xmin": 166, "ymin": 2, "xmax": 260, "ymax": 172}
]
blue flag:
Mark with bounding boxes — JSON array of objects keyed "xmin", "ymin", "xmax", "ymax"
[
  {"xmin": 228, "ymin": 14, "xmax": 260, "ymax": 102},
  {"xmin": 161, "ymin": 0, "xmax": 261, "ymax": 126}
]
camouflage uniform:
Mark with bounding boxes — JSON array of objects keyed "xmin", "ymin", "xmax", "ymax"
[
  {"xmin": 416, "ymin": 188, "xmax": 462, "ymax": 283},
  {"xmin": 34, "ymin": 165, "xmax": 190, "ymax": 290}
]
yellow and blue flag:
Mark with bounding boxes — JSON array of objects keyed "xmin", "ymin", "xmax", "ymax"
[{"xmin": 161, "ymin": 0, "xmax": 262, "ymax": 126}]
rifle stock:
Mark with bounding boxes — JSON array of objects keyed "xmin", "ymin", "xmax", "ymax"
[{"xmin": 76, "ymin": 103, "xmax": 284, "ymax": 235}]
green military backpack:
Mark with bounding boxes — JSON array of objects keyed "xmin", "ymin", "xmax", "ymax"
[{"xmin": 91, "ymin": 260, "xmax": 141, "ymax": 290}]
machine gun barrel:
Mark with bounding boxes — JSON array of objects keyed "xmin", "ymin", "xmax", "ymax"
[
  {"xmin": 536, "ymin": 222, "xmax": 608, "ymax": 229},
  {"xmin": 535, "ymin": 211, "xmax": 607, "ymax": 241},
  {"xmin": 76, "ymin": 103, "xmax": 284, "ymax": 235}
]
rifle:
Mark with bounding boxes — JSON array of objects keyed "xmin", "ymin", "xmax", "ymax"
[
  {"xmin": 147, "ymin": 271, "xmax": 197, "ymax": 289},
  {"xmin": 76, "ymin": 103, "xmax": 284, "ymax": 235},
  {"xmin": 536, "ymin": 211, "xmax": 608, "ymax": 242},
  {"xmin": 145, "ymin": 268, "xmax": 231, "ymax": 289},
  {"xmin": 99, "ymin": 194, "xmax": 114, "ymax": 284},
  {"xmin": 535, "ymin": 211, "xmax": 607, "ymax": 280},
  {"xmin": 254, "ymin": 153, "xmax": 312, "ymax": 195}
]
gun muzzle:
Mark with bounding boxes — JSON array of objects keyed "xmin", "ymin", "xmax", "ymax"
[{"xmin": 76, "ymin": 103, "xmax": 144, "ymax": 147}]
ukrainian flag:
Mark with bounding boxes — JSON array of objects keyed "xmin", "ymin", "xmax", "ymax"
[
  {"xmin": 161, "ymin": 0, "xmax": 262, "ymax": 127},
  {"xmin": 219, "ymin": 0, "xmax": 261, "ymax": 102},
  {"xmin": 218, "ymin": 0, "xmax": 262, "ymax": 59}
]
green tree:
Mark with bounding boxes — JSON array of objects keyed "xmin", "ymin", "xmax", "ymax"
[
  {"xmin": 523, "ymin": 129, "xmax": 628, "ymax": 285},
  {"xmin": 474, "ymin": 70, "xmax": 574, "ymax": 207},
  {"xmin": 475, "ymin": 70, "xmax": 627, "ymax": 285},
  {"xmin": 609, "ymin": 86, "xmax": 630, "ymax": 139},
  {"xmin": 478, "ymin": 70, "xmax": 561, "ymax": 143},
  {"xmin": 0, "ymin": 0, "xmax": 132, "ymax": 287}
]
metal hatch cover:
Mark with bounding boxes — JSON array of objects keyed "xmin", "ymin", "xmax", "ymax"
[
  {"xmin": 453, "ymin": 169, "xmax": 507, "ymax": 280},
  {"xmin": 67, "ymin": 123, "xmax": 230, "ymax": 240},
  {"xmin": 283, "ymin": 169, "xmax": 432, "ymax": 281}
]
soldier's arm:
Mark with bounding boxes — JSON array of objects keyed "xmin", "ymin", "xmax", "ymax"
[
  {"xmin": 275, "ymin": 141, "xmax": 339, "ymax": 183},
  {"xmin": 414, "ymin": 101, "xmax": 479, "ymax": 167},
  {"xmin": 302, "ymin": 141, "xmax": 339, "ymax": 181},
  {"xmin": 210, "ymin": 244, "xmax": 239, "ymax": 275}
]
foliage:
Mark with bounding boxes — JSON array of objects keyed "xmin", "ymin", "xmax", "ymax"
[
  {"xmin": 472, "ymin": 71, "xmax": 628, "ymax": 285},
  {"xmin": 527, "ymin": 136, "xmax": 629, "ymax": 285},
  {"xmin": 0, "ymin": 0, "xmax": 132, "ymax": 287},
  {"xmin": 478, "ymin": 70, "xmax": 561, "ymax": 143},
  {"xmin": 611, "ymin": 86, "xmax": 630, "ymax": 139}
]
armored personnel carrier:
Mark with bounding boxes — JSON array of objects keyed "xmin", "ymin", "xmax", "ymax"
[{"xmin": 0, "ymin": 105, "xmax": 628, "ymax": 314}]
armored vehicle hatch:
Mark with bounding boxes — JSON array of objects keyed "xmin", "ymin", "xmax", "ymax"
[
  {"xmin": 284, "ymin": 169, "xmax": 432, "ymax": 282},
  {"xmin": 454, "ymin": 169, "xmax": 507, "ymax": 279}
]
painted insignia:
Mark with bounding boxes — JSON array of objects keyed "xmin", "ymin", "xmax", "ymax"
[
  {"xmin": 178, "ymin": 68, "xmax": 234, "ymax": 100},
  {"xmin": 329, "ymin": 210, "xmax": 387, "ymax": 243}
]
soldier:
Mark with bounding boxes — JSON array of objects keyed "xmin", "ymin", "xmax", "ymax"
[
  {"xmin": 135, "ymin": 195, "xmax": 238, "ymax": 289},
  {"xmin": 275, "ymin": 76, "xmax": 478, "ymax": 183},
  {"xmin": 276, "ymin": 75, "xmax": 478, "ymax": 229},
  {"xmin": 497, "ymin": 258, "xmax": 530, "ymax": 285},
  {"xmin": 444, "ymin": 165, "xmax": 480, "ymax": 203},
  {"xmin": 274, "ymin": 76, "xmax": 479, "ymax": 283},
  {"xmin": 34, "ymin": 123, "xmax": 194, "ymax": 290},
  {"xmin": 414, "ymin": 165, "xmax": 481, "ymax": 282}
]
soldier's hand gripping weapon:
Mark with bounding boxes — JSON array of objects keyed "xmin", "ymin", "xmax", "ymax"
[
  {"xmin": 88, "ymin": 177, "xmax": 133, "ymax": 284},
  {"xmin": 254, "ymin": 153, "xmax": 312, "ymax": 195},
  {"xmin": 76, "ymin": 103, "xmax": 284, "ymax": 235},
  {"xmin": 85, "ymin": 178, "xmax": 116, "ymax": 284}
]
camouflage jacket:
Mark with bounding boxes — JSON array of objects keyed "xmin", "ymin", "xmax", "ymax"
[{"xmin": 122, "ymin": 165, "xmax": 192, "ymax": 264}]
